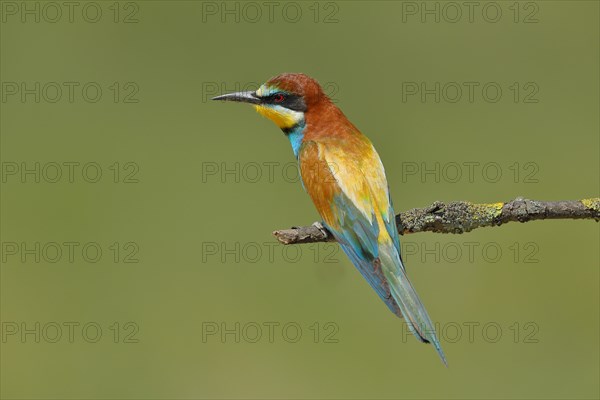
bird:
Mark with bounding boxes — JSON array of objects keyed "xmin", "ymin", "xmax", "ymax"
[{"xmin": 212, "ymin": 73, "xmax": 446, "ymax": 365}]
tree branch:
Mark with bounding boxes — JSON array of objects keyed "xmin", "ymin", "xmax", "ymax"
[{"xmin": 272, "ymin": 197, "xmax": 600, "ymax": 245}]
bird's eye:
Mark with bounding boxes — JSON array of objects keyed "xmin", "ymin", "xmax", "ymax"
[{"xmin": 273, "ymin": 93, "xmax": 285, "ymax": 103}]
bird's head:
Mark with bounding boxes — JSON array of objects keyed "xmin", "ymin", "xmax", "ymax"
[{"xmin": 212, "ymin": 73, "xmax": 327, "ymax": 131}]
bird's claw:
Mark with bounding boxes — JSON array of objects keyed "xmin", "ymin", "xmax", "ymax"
[{"xmin": 312, "ymin": 221, "xmax": 328, "ymax": 236}]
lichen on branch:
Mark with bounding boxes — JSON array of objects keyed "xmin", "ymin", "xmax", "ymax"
[{"xmin": 273, "ymin": 197, "xmax": 600, "ymax": 245}]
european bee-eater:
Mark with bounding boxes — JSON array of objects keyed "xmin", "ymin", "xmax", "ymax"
[{"xmin": 213, "ymin": 73, "xmax": 446, "ymax": 364}]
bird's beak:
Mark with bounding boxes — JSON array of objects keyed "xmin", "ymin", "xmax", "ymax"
[{"xmin": 211, "ymin": 91, "xmax": 261, "ymax": 104}]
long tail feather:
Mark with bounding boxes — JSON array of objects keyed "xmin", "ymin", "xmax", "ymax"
[{"xmin": 379, "ymin": 243, "xmax": 448, "ymax": 366}]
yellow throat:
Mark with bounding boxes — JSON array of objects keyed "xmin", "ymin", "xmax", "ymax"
[{"xmin": 254, "ymin": 104, "xmax": 303, "ymax": 129}]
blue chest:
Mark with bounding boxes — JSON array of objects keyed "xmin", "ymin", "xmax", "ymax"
[{"xmin": 285, "ymin": 122, "xmax": 305, "ymax": 158}]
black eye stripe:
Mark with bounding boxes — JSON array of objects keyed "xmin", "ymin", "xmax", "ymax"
[
  {"xmin": 264, "ymin": 93, "xmax": 287, "ymax": 102},
  {"xmin": 263, "ymin": 93, "xmax": 307, "ymax": 112}
]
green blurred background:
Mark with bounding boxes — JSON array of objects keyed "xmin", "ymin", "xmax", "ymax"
[{"xmin": 1, "ymin": 1, "xmax": 598, "ymax": 399}]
